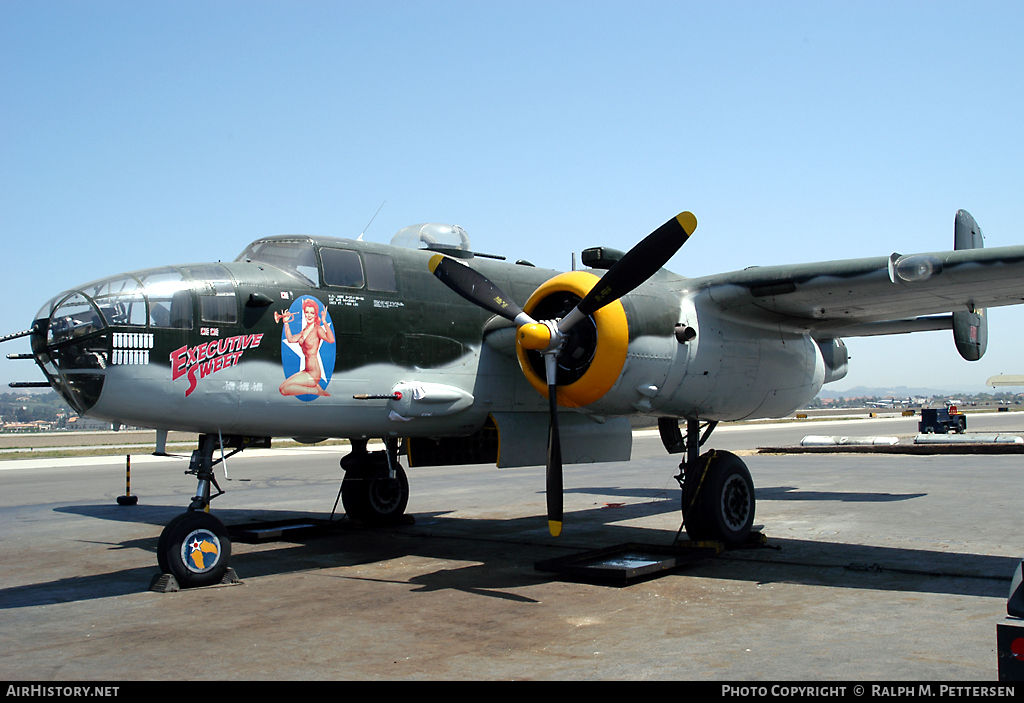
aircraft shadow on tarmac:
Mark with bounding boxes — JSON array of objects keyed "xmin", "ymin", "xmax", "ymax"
[
  {"xmin": 0, "ymin": 496, "xmax": 1010, "ymax": 611},
  {"xmin": 756, "ymin": 486, "xmax": 927, "ymax": 502},
  {"xmin": 573, "ymin": 485, "xmax": 928, "ymax": 503}
]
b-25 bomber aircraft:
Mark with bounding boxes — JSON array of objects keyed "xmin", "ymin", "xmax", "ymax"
[{"xmin": 4, "ymin": 209, "xmax": 1021, "ymax": 588}]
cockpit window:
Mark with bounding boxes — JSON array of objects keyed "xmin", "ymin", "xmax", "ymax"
[
  {"xmin": 84, "ymin": 275, "xmax": 148, "ymax": 327},
  {"xmin": 139, "ymin": 268, "xmax": 193, "ymax": 329},
  {"xmin": 48, "ymin": 293, "xmax": 105, "ymax": 345},
  {"xmin": 236, "ymin": 239, "xmax": 319, "ymax": 287},
  {"xmin": 364, "ymin": 252, "xmax": 397, "ymax": 292},
  {"xmin": 390, "ymin": 223, "xmax": 471, "ymax": 251},
  {"xmin": 188, "ymin": 264, "xmax": 238, "ymax": 324},
  {"xmin": 320, "ymin": 248, "xmax": 364, "ymax": 288}
]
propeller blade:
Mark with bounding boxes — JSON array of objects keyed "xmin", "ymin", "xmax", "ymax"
[
  {"xmin": 428, "ymin": 254, "xmax": 527, "ymax": 323},
  {"xmin": 560, "ymin": 212, "xmax": 697, "ymax": 333},
  {"xmin": 429, "ymin": 253, "xmax": 553, "ymax": 349},
  {"xmin": 429, "ymin": 211, "xmax": 698, "ymax": 538},
  {"xmin": 544, "ymin": 352, "xmax": 563, "ymax": 536}
]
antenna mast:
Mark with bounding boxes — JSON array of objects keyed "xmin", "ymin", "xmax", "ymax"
[{"xmin": 358, "ymin": 200, "xmax": 387, "ymax": 241}]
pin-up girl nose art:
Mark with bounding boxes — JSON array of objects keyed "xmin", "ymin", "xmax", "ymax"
[{"xmin": 277, "ymin": 296, "xmax": 335, "ymax": 401}]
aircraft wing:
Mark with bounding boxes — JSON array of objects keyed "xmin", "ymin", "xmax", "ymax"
[{"xmin": 684, "ymin": 245, "xmax": 1024, "ymax": 338}]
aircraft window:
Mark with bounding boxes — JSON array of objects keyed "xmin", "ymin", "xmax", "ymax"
[
  {"xmin": 188, "ymin": 265, "xmax": 238, "ymax": 324},
  {"xmin": 139, "ymin": 268, "xmax": 193, "ymax": 329},
  {"xmin": 390, "ymin": 223, "xmax": 471, "ymax": 251},
  {"xmin": 34, "ymin": 296, "xmax": 60, "ymax": 330},
  {"xmin": 86, "ymin": 275, "xmax": 148, "ymax": 327},
  {"xmin": 320, "ymin": 248, "xmax": 364, "ymax": 288},
  {"xmin": 236, "ymin": 240, "xmax": 319, "ymax": 287},
  {"xmin": 48, "ymin": 293, "xmax": 105, "ymax": 345},
  {"xmin": 364, "ymin": 252, "xmax": 397, "ymax": 292}
]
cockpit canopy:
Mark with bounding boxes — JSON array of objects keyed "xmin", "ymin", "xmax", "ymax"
[
  {"xmin": 234, "ymin": 225, "xmax": 471, "ymax": 289},
  {"xmin": 390, "ymin": 223, "xmax": 471, "ymax": 252},
  {"xmin": 235, "ymin": 238, "xmax": 319, "ymax": 286},
  {"xmin": 36, "ymin": 267, "xmax": 198, "ymax": 347},
  {"xmin": 32, "ymin": 265, "xmax": 236, "ymax": 414}
]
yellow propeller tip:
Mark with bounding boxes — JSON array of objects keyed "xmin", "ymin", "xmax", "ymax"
[
  {"xmin": 548, "ymin": 520, "xmax": 563, "ymax": 537},
  {"xmin": 676, "ymin": 211, "xmax": 698, "ymax": 236},
  {"xmin": 427, "ymin": 253, "xmax": 445, "ymax": 273}
]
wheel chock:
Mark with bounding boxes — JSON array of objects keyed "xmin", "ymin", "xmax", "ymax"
[
  {"xmin": 149, "ymin": 573, "xmax": 179, "ymax": 593},
  {"xmin": 148, "ymin": 567, "xmax": 240, "ymax": 593}
]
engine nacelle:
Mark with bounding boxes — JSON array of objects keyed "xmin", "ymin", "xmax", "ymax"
[
  {"xmin": 514, "ymin": 273, "xmax": 827, "ymax": 422},
  {"xmin": 659, "ymin": 293, "xmax": 826, "ymax": 420}
]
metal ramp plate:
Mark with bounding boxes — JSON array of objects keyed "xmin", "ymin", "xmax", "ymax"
[
  {"xmin": 228, "ymin": 514, "xmax": 416, "ymax": 543},
  {"xmin": 229, "ymin": 519, "xmax": 335, "ymax": 543},
  {"xmin": 535, "ymin": 542, "xmax": 722, "ymax": 585}
]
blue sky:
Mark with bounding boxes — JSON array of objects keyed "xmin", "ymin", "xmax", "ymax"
[{"xmin": 2, "ymin": 1, "xmax": 1023, "ymax": 393}]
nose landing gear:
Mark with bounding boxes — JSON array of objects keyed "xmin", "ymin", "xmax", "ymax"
[
  {"xmin": 156, "ymin": 510, "xmax": 232, "ymax": 589},
  {"xmin": 152, "ymin": 434, "xmax": 412, "ymax": 590},
  {"xmin": 154, "ymin": 434, "xmax": 250, "ymax": 590}
]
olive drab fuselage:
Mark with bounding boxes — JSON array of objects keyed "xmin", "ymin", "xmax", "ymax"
[{"xmin": 28, "ymin": 231, "xmax": 831, "ymax": 446}]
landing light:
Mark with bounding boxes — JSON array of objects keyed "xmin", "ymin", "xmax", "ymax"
[{"xmin": 889, "ymin": 254, "xmax": 943, "ymax": 283}]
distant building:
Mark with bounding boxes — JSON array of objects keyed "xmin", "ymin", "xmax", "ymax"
[
  {"xmin": 66, "ymin": 416, "xmax": 116, "ymax": 431},
  {"xmin": 2, "ymin": 422, "xmax": 38, "ymax": 433}
]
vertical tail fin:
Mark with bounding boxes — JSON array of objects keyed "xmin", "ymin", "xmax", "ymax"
[{"xmin": 952, "ymin": 210, "xmax": 987, "ymax": 361}]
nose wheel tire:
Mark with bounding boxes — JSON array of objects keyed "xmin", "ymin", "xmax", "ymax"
[
  {"xmin": 157, "ymin": 511, "xmax": 232, "ymax": 588},
  {"xmin": 682, "ymin": 450, "xmax": 755, "ymax": 548},
  {"xmin": 341, "ymin": 464, "xmax": 410, "ymax": 525}
]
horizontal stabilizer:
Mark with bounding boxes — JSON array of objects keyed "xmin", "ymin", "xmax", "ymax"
[{"xmin": 987, "ymin": 375, "xmax": 1024, "ymax": 387}]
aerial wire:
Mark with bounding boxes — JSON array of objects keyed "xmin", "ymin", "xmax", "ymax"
[{"xmin": 358, "ymin": 200, "xmax": 387, "ymax": 241}]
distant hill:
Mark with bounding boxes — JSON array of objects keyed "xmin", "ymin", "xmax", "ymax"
[{"xmin": 818, "ymin": 385, "xmax": 996, "ymax": 399}]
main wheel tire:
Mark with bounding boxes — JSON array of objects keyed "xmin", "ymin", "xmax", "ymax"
[
  {"xmin": 341, "ymin": 464, "xmax": 410, "ymax": 525},
  {"xmin": 157, "ymin": 511, "xmax": 231, "ymax": 588},
  {"xmin": 683, "ymin": 450, "xmax": 755, "ymax": 548}
]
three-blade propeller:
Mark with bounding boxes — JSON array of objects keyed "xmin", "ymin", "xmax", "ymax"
[{"xmin": 430, "ymin": 212, "xmax": 697, "ymax": 535}]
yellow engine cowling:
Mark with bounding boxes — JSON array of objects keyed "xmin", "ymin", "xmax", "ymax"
[{"xmin": 515, "ymin": 271, "xmax": 631, "ymax": 408}]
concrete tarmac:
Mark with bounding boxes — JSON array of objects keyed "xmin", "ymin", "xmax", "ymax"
[{"xmin": 0, "ymin": 414, "xmax": 1022, "ymax": 681}]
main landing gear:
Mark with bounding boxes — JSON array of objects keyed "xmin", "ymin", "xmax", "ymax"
[
  {"xmin": 339, "ymin": 438, "xmax": 410, "ymax": 525},
  {"xmin": 660, "ymin": 418, "xmax": 756, "ymax": 548}
]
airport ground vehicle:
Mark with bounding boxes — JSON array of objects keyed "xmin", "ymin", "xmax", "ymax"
[{"xmin": 919, "ymin": 406, "xmax": 967, "ymax": 434}]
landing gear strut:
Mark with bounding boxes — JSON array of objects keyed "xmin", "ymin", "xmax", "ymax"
[
  {"xmin": 156, "ymin": 434, "xmax": 252, "ymax": 588},
  {"xmin": 663, "ymin": 418, "xmax": 756, "ymax": 548},
  {"xmin": 339, "ymin": 438, "xmax": 410, "ymax": 525}
]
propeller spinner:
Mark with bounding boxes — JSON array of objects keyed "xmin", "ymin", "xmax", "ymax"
[{"xmin": 429, "ymin": 212, "xmax": 697, "ymax": 535}]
